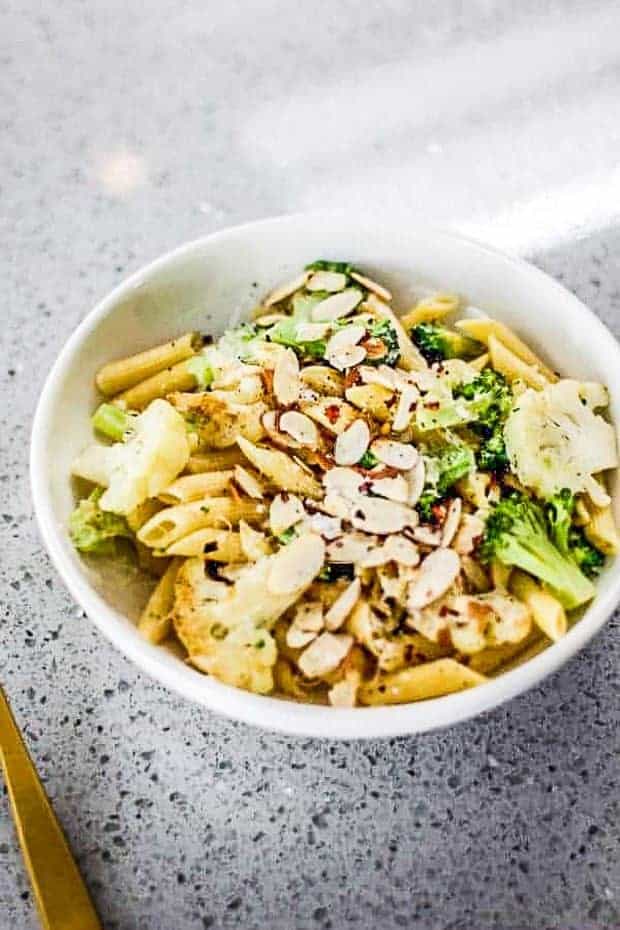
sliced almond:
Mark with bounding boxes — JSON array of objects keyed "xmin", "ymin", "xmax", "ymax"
[
  {"xmin": 325, "ymin": 578, "xmax": 361, "ymax": 631},
  {"xmin": 371, "ymin": 438, "xmax": 418, "ymax": 471},
  {"xmin": 311, "ymin": 289, "xmax": 363, "ymax": 322},
  {"xmin": 279, "ymin": 410, "xmax": 319, "ymax": 449},
  {"xmin": 366, "ymin": 474, "xmax": 409, "ymax": 503},
  {"xmin": 254, "ymin": 312, "xmax": 286, "ymax": 327},
  {"xmin": 306, "ymin": 271, "xmax": 347, "ymax": 293},
  {"xmin": 407, "ymin": 548, "xmax": 461, "ymax": 608},
  {"xmin": 334, "ymin": 419, "xmax": 370, "ymax": 466},
  {"xmin": 261, "ymin": 410, "xmax": 301, "ymax": 451},
  {"xmin": 326, "ymin": 532, "xmax": 377, "ymax": 563},
  {"xmin": 328, "ymin": 677, "xmax": 359, "ymax": 707},
  {"xmin": 269, "ymin": 493, "xmax": 305, "ymax": 536},
  {"xmin": 351, "ymin": 498, "xmax": 419, "ymax": 535},
  {"xmin": 411, "ymin": 525, "xmax": 442, "ymax": 546},
  {"xmin": 273, "ymin": 348, "xmax": 300, "ymax": 406},
  {"xmin": 383, "ymin": 535, "xmax": 420, "ymax": 566},
  {"xmin": 295, "ymin": 321, "xmax": 331, "ymax": 342},
  {"xmin": 322, "ymin": 493, "xmax": 356, "ymax": 520},
  {"xmin": 392, "ymin": 386, "xmax": 419, "ymax": 432},
  {"xmin": 405, "ymin": 458, "xmax": 425, "ymax": 507},
  {"xmin": 239, "ymin": 520, "xmax": 270, "ymax": 560},
  {"xmin": 264, "ymin": 271, "xmax": 310, "ymax": 307},
  {"xmin": 323, "ymin": 466, "xmax": 364, "ymax": 500},
  {"xmin": 267, "ymin": 533, "xmax": 326, "ymax": 595},
  {"xmin": 330, "ymin": 345, "xmax": 367, "ymax": 371},
  {"xmin": 298, "ymin": 632, "xmax": 353, "ymax": 678},
  {"xmin": 358, "ymin": 364, "xmax": 397, "ymax": 390},
  {"xmin": 287, "ymin": 601, "xmax": 325, "ymax": 648},
  {"xmin": 349, "ymin": 271, "xmax": 392, "ymax": 301},
  {"xmin": 309, "ymin": 513, "xmax": 343, "ymax": 540},
  {"xmin": 453, "ymin": 513, "xmax": 485, "ymax": 555},
  {"xmin": 233, "ymin": 465, "xmax": 265, "ymax": 499},
  {"xmin": 287, "ymin": 627, "xmax": 318, "ymax": 649},
  {"xmin": 441, "ymin": 497, "xmax": 462, "ymax": 547}
]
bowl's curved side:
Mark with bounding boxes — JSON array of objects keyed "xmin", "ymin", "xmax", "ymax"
[{"xmin": 30, "ymin": 213, "xmax": 620, "ymax": 738}]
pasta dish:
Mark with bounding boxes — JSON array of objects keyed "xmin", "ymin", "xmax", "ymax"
[{"xmin": 68, "ymin": 261, "xmax": 619, "ymax": 706}]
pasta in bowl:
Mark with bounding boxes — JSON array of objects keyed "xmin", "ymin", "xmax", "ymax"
[{"xmin": 66, "ymin": 258, "xmax": 619, "ymax": 710}]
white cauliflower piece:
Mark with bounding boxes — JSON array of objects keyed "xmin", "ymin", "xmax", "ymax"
[
  {"xmin": 72, "ymin": 399, "xmax": 190, "ymax": 515},
  {"xmin": 504, "ymin": 380, "xmax": 618, "ymax": 502}
]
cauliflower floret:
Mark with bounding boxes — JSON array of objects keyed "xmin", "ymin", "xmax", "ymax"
[
  {"xmin": 171, "ymin": 534, "xmax": 325, "ymax": 694},
  {"xmin": 504, "ymin": 380, "xmax": 618, "ymax": 503},
  {"xmin": 72, "ymin": 399, "xmax": 190, "ymax": 515}
]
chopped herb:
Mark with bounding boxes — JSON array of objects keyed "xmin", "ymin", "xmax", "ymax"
[
  {"xmin": 358, "ymin": 450, "xmax": 379, "ymax": 469},
  {"xmin": 305, "ymin": 259, "xmax": 358, "ymax": 276}
]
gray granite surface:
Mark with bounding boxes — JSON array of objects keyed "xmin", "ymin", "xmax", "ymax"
[{"xmin": 1, "ymin": 2, "xmax": 619, "ymax": 928}]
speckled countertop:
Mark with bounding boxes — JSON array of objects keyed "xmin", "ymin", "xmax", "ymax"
[{"xmin": 2, "ymin": 2, "xmax": 619, "ymax": 928}]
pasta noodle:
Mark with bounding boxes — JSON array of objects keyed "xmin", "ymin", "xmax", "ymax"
[
  {"xmin": 358, "ymin": 659, "xmax": 486, "ymax": 705},
  {"xmin": 510, "ymin": 570, "xmax": 567, "ymax": 641},
  {"xmin": 113, "ymin": 359, "xmax": 198, "ymax": 410},
  {"xmin": 158, "ymin": 472, "xmax": 234, "ymax": 505},
  {"xmin": 138, "ymin": 497, "xmax": 265, "ymax": 549},
  {"xmin": 456, "ymin": 317, "xmax": 557, "ymax": 381},
  {"xmin": 399, "ymin": 293, "xmax": 460, "ymax": 330},
  {"xmin": 138, "ymin": 557, "xmax": 183, "ymax": 644}
]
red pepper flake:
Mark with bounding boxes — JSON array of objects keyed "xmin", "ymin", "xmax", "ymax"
[
  {"xmin": 325, "ymin": 404, "xmax": 341, "ymax": 424},
  {"xmin": 360, "ymin": 336, "xmax": 386, "ymax": 360},
  {"xmin": 260, "ymin": 368, "xmax": 274, "ymax": 394},
  {"xmin": 431, "ymin": 502, "xmax": 447, "ymax": 524},
  {"xmin": 343, "ymin": 368, "xmax": 362, "ymax": 389}
]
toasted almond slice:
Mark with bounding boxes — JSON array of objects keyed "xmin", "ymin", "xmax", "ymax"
[
  {"xmin": 325, "ymin": 578, "xmax": 361, "ymax": 631},
  {"xmin": 254, "ymin": 312, "xmax": 287, "ymax": 327},
  {"xmin": 371, "ymin": 438, "xmax": 418, "ymax": 470},
  {"xmin": 350, "ymin": 271, "xmax": 392, "ymax": 301},
  {"xmin": 295, "ymin": 321, "xmax": 331, "ymax": 342},
  {"xmin": 270, "ymin": 493, "xmax": 306, "ymax": 536},
  {"xmin": 261, "ymin": 410, "xmax": 302, "ymax": 451},
  {"xmin": 326, "ymin": 532, "xmax": 377, "ymax": 563},
  {"xmin": 267, "ymin": 533, "xmax": 326, "ymax": 595},
  {"xmin": 411, "ymin": 525, "xmax": 442, "ymax": 546},
  {"xmin": 294, "ymin": 601, "xmax": 325, "ymax": 632},
  {"xmin": 330, "ymin": 345, "xmax": 367, "ymax": 371},
  {"xmin": 407, "ymin": 548, "xmax": 461, "ymax": 608},
  {"xmin": 239, "ymin": 520, "xmax": 270, "ymax": 561},
  {"xmin": 280, "ymin": 410, "xmax": 319, "ymax": 448},
  {"xmin": 325, "ymin": 324, "xmax": 366, "ymax": 355},
  {"xmin": 264, "ymin": 271, "xmax": 310, "ymax": 307},
  {"xmin": 322, "ymin": 493, "xmax": 356, "ymax": 519},
  {"xmin": 334, "ymin": 419, "xmax": 370, "ymax": 466},
  {"xmin": 328, "ymin": 678, "xmax": 359, "ymax": 707},
  {"xmin": 273, "ymin": 348, "xmax": 300, "ymax": 406},
  {"xmin": 453, "ymin": 514, "xmax": 485, "ymax": 555},
  {"xmin": 383, "ymin": 535, "xmax": 420, "ymax": 566},
  {"xmin": 306, "ymin": 271, "xmax": 348, "ymax": 292},
  {"xmin": 287, "ymin": 627, "xmax": 318, "ymax": 649},
  {"xmin": 309, "ymin": 513, "xmax": 343, "ymax": 540},
  {"xmin": 367, "ymin": 474, "xmax": 409, "ymax": 503},
  {"xmin": 405, "ymin": 458, "xmax": 426, "ymax": 507},
  {"xmin": 233, "ymin": 465, "xmax": 265, "ymax": 499},
  {"xmin": 351, "ymin": 498, "xmax": 419, "ymax": 534},
  {"xmin": 358, "ymin": 364, "xmax": 397, "ymax": 390},
  {"xmin": 441, "ymin": 497, "xmax": 462, "ymax": 547},
  {"xmin": 323, "ymin": 466, "xmax": 364, "ymax": 500},
  {"xmin": 392, "ymin": 386, "xmax": 419, "ymax": 432},
  {"xmin": 311, "ymin": 289, "xmax": 363, "ymax": 322},
  {"xmin": 298, "ymin": 632, "xmax": 353, "ymax": 678}
]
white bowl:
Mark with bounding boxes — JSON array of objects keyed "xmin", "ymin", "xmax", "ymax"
[{"xmin": 30, "ymin": 213, "xmax": 620, "ymax": 739}]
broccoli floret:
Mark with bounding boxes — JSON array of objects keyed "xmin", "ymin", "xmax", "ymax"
[
  {"xmin": 411, "ymin": 322, "xmax": 484, "ymax": 364},
  {"xmin": 364, "ymin": 319, "xmax": 401, "ymax": 366},
  {"xmin": 91, "ymin": 404, "xmax": 136, "ymax": 442},
  {"xmin": 358, "ymin": 449, "xmax": 379, "ymax": 469},
  {"xmin": 454, "ymin": 370, "xmax": 513, "ymax": 473},
  {"xmin": 305, "ymin": 259, "xmax": 357, "ymax": 276},
  {"xmin": 186, "ymin": 355, "xmax": 214, "ymax": 389},
  {"xmin": 568, "ymin": 529, "xmax": 605, "ymax": 578},
  {"xmin": 546, "ymin": 489, "xmax": 606, "ymax": 578},
  {"xmin": 416, "ymin": 443, "xmax": 475, "ymax": 522},
  {"xmin": 276, "ymin": 526, "xmax": 298, "ymax": 545},
  {"xmin": 70, "ymin": 488, "xmax": 133, "ymax": 555},
  {"xmin": 267, "ymin": 293, "xmax": 327, "ymax": 359},
  {"xmin": 480, "ymin": 493, "xmax": 595, "ymax": 609}
]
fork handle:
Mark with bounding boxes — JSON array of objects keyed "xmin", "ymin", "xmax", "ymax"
[{"xmin": 0, "ymin": 685, "xmax": 102, "ymax": 930}]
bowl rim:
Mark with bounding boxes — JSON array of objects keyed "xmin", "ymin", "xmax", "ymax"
[{"xmin": 30, "ymin": 212, "xmax": 620, "ymax": 739}]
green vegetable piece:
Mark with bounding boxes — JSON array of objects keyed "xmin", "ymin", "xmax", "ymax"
[
  {"xmin": 70, "ymin": 488, "xmax": 133, "ymax": 555},
  {"xmin": 568, "ymin": 529, "xmax": 605, "ymax": 579},
  {"xmin": 267, "ymin": 293, "xmax": 327, "ymax": 359},
  {"xmin": 91, "ymin": 404, "xmax": 135, "ymax": 442},
  {"xmin": 480, "ymin": 492, "xmax": 595, "ymax": 609},
  {"xmin": 186, "ymin": 356, "xmax": 214, "ymax": 389},
  {"xmin": 416, "ymin": 443, "xmax": 475, "ymax": 522},
  {"xmin": 276, "ymin": 527, "xmax": 298, "ymax": 545},
  {"xmin": 365, "ymin": 319, "xmax": 401, "ymax": 366},
  {"xmin": 411, "ymin": 322, "xmax": 484, "ymax": 364},
  {"xmin": 546, "ymin": 489, "xmax": 606, "ymax": 578},
  {"xmin": 305, "ymin": 259, "xmax": 357, "ymax": 276},
  {"xmin": 358, "ymin": 450, "xmax": 379, "ymax": 469}
]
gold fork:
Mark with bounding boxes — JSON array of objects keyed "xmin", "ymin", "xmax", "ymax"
[{"xmin": 0, "ymin": 685, "xmax": 102, "ymax": 930}]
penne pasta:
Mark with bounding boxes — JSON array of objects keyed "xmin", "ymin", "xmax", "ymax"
[
  {"xmin": 125, "ymin": 498, "xmax": 164, "ymax": 533},
  {"xmin": 399, "ymin": 293, "xmax": 460, "ymax": 330},
  {"xmin": 138, "ymin": 497, "xmax": 266, "ymax": 549},
  {"xmin": 456, "ymin": 317, "xmax": 558, "ymax": 381},
  {"xmin": 469, "ymin": 352, "xmax": 490, "ymax": 372},
  {"xmin": 364, "ymin": 293, "xmax": 428, "ymax": 371},
  {"xmin": 96, "ymin": 332, "xmax": 201, "ymax": 396},
  {"xmin": 163, "ymin": 528, "xmax": 245, "ymax": 561},
  {"xmin": 113, "ymin": 359, "xmax": 198, "ymax": 410},
  {"xmin": 237, "ymin": 437, "xmax": 323, "ymax": 498},
  {"xmin": 185, "ymin": 449, "xmax": 247, "ymax": 473},
  {"xmin": 138, "ymin": 557, "xmax": 183, "ymax": 644},
  {"xmin": 358, "ymin": 659, "xmax": 486, "ymax": 705},
  {"xmin": 299, "ymin": 365, "xmax": 345, "ymax": 396},
  {"xmin": 487, "ymin": 334, "xmax": 548, "ymax": 389},
  {"xmin": 158, "ymin": 471, "xmax": 234, "ymax": 505},
  {"xmin": 509, "ymin": 570, "xmax": 567, "ymax": 641},
  {"xmin": 583, "ymin": 501, "xmax": 620, "ymax": 555},
  {"xmin": 468, "ymin": 628, "xmax": 543, "ymax": 674}
]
